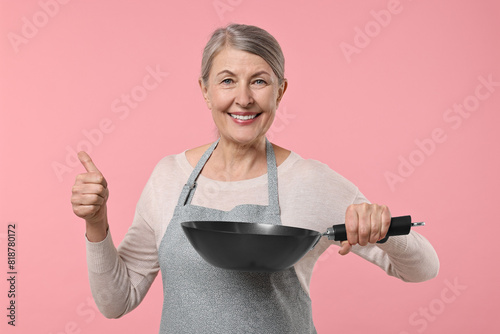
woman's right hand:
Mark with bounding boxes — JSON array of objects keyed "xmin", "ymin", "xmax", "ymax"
[{"xmin": 71, "ymin": 151, "xmax": 109, "ymax": 242}]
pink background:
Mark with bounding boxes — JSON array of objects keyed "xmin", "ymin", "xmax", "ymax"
[{"xmin": 1, "ymin": 0, "xmax": 499, "ymax": 333}]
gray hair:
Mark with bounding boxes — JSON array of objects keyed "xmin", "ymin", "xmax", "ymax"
[{"xmin": 201, "ymin": 24, "xmax": 285, "ymax": 86}]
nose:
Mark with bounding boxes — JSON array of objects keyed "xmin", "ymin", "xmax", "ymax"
[{"xmin": 235, "ymin": 84, "xmax": 254, "ymax": 108}]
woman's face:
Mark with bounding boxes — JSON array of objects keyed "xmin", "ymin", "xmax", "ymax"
[{"xmin": 200, "ymin": 47, "xmax": 287, "ymax": 146}]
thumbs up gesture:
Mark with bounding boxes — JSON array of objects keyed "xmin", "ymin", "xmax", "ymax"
[{"xmin": 71, "ymin": 152, "xmax": 109, "ymax": 240}]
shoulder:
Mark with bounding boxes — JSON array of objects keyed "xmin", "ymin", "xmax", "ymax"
[
  {"xmin": 185, "ymin": 143, "xmax": 212, "ymax": 168},
  {"xmin": 147, "ymin": 151, "xmax": 191, "ymax": 185},
  {"xmin": 278, "ymin": 153, "xmax": 365, "ymax": 231},
  {"xmin": 281, "ymin": 152, "xmax": 359, "ymax": 195},
  {"xmin": 271, "ymin": 143, "xmax": 291, "ymax": 167}
]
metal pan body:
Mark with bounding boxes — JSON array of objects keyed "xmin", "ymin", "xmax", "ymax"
[{"xmin": 181, "ymin": 221, "xmax": 322, "ymax": 272}]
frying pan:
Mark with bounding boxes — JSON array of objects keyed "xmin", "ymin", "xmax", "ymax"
[{"xmin": 181, "ymin": 215, "xmax": 424, "ymax": 272}]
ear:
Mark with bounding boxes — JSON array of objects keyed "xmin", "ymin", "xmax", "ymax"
[
  {"xmin": 276, "ymin": 79, "xmax": 288, "ymax": 107},
  {"xmin": 199, "ymin": 77, "xmax": 212, "ymax": 110}
]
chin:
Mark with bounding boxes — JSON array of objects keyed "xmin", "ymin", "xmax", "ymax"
[{"xmin": 223, "ymin": 132, "xmax": 266, "ymax": 146}]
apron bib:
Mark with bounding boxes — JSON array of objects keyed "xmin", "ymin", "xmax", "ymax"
[{"xmin": 158, "ymin": 139, "xmax": 317, "ymax": 334}]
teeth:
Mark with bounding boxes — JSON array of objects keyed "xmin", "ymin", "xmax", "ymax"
[{"xmin": 230, "ymin": 114, "xmax": 258, "ymax": 120}]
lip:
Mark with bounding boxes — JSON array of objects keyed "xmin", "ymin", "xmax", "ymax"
[
  {"xmin": 227, "ymin": 112, "xmax": 262, "ymax": 124},
  {"xmin": 229, "ymin": 111, "xmax": 259, "ymax": 116}
]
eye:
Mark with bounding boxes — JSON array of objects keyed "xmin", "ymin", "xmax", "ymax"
[
  {"xmin": 254, "ymin": 79, "xmax": 267, "ymax": 85},
  {"xmin": 221, "ymin": 78, "xmax": 234, "ymax": 85}
]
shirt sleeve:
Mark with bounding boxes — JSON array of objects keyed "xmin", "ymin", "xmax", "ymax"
[
  {"xmin": 347, "ymin": 190, "xmax": 440, "ymax": 282},
  {"xmin": 85, "ymin": 174, "xmax": 160, "ymax": 319}
]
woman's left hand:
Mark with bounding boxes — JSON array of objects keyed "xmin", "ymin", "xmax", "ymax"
[{"xmin": 338, "ymin": 203, "xmax": 392, "ymax": 255}]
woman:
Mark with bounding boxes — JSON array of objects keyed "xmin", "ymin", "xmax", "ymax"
[{"xmin": 71, "ymin": 24, "xmax": 439, "ymax": 333}]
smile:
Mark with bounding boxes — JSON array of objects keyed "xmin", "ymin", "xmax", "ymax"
[{"xmin": 229, "ymin": 113, "xmax": 261, "ymax": 120}]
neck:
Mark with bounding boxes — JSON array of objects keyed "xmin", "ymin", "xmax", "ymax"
[{"xmin": 210, "ymin": 136, "xmax": 268, "ymax": 181}]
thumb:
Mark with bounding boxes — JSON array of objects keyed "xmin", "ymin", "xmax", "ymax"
[
  {"xmin": 78, "ymin": 151, "xmax": 100, "ymax": 173},
  {"xmin": 338, "ymin": 241, "xmax": 352, "ymax": 256}
]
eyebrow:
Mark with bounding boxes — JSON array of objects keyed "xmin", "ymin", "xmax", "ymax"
[{"xmin": 215, "ymin": 70, "xmax": 271, "ymax": 78}]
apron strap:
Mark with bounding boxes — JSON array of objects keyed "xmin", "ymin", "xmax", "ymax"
[
  {"xmin": 178, "ymin": 138, "xmax": 220, "ymax": 206},
  {"xmin": 178, "ymin": 138, "xmax": 280, "ymax": 215},
  {"xmin": 265, "ymin": 138, "xmax": 280, "ymax": 215}
]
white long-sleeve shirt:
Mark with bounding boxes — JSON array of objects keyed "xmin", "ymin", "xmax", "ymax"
[{"xmin": 86, "ymin": 150, "xmax": 439, "ymax": 318}]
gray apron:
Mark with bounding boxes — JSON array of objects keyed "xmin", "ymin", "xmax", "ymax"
[{"xmin": 158, "ymin": 139, "xmax": 317, "ymax": 334}]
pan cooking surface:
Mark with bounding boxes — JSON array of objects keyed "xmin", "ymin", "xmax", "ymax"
[{"xmin": 182, "ymin": 221, "xmax": 320, "ymax": 236}]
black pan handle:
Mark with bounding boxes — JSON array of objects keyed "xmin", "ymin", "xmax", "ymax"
[{"xmin": 326, "ymin": 215, "xmax": 422, "ymax": 243}]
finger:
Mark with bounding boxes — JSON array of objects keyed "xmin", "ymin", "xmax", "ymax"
[
  {"xmin": 358, "ymin": 204, "xmax": 371, "ymax": 246},
  {"xmin": 71, "ymin": 193, "xmax": 105, "ymax": 206},
  {"xmin": 345, "ymin": 205, "xmax": 359, "ymax": 246},
  {"xmin": 379, "ymin": 205, "xmax": 392, "ymax": 240},
  {"xmin": 75, "ymin": 172, "xmax": 108, "ymax": 188},
  {"xmin": 338, "ymin": 241, "xmax": 351, "ymax": 255},
  {"xmin": 78, "ymin": 151, "xmax": 100, "ymax": 173},
  {"xmin": 369, "ymin": 205, "xmax": 382, "ymax": 243},
  {"xmin": 72, "ymin": 204, "xmax": 101, "ymax": 219},
  {"xmin": 72, "ymin": 183, "xmax": 107, "ymax": 198}
]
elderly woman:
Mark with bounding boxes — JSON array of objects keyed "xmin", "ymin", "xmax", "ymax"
[{"xmin": 72, "ymin": 24, "xmax": 439, "ymax": 333}]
